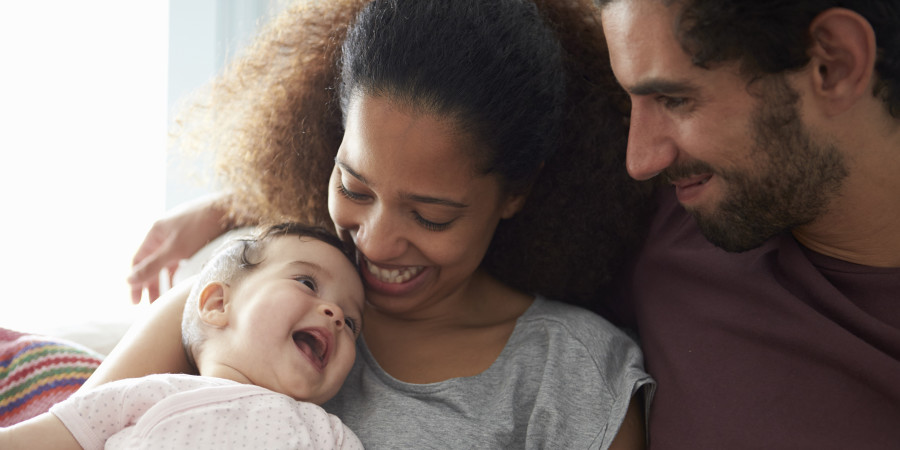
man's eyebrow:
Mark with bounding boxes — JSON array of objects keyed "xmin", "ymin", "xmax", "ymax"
[
  {"xmin": 335, "ymin": 160, "xmax": 469, "ymax": 209},
  {"xmin": 628, "ymin": 78, "xmax": 700, "ymax": 96}
]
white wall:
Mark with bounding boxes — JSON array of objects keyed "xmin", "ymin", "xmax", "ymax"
[{"xmin": 0, "ymin": 1, "xmax": 286, "ymax": 337}]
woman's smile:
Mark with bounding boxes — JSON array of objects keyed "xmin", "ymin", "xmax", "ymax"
[
  {"xmin": 359, "ymin": 252, "xmax": 430, "ymax": 296},
  {"xmin": 363, "ymin": 257, "xmax": 425, "ymax": 284}
]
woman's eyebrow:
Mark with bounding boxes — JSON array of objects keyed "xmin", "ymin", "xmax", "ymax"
[
  {"xmin": 335, "ymin": 160, "xmax": 369, "ymax": 184},
  {"xmin": 404, "ymin": 194, "xmax": 468, "ymax": 208}
]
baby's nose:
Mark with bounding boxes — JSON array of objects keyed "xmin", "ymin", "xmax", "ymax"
[{"xmin": 319, "ymin": 304, "xmax": 344, "ymax": 328}]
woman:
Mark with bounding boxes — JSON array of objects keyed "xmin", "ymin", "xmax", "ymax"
[{"xmin": 101, "ymin": 0, "xmax": 654, "ymax": 447}]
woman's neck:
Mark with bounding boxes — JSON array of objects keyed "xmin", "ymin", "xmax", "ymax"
[{"xmin": 361, "ymin": 270, "xmax": 533, "ymax": 383}]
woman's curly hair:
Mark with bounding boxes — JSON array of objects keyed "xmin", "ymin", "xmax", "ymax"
[
  {"xmin": 172, "ymin": 0, "xmax": 653, "ymax": 312},
  {"xmin": 172, "ymin": 0, "xmax": 367, "ymax": 227}
]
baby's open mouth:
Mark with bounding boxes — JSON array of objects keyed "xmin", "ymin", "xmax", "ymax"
[{"xmin": 293, "ymin": 329, "xmax": 329, "ymax": 370}]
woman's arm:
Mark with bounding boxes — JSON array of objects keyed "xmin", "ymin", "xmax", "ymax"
[
  {"xmin": 128, "ymin": 193, "xmax": 234, "ymax": 304},
  {"xmin": 0, "ymin": 413, "xmax": 80, "ymax": 450},
  {"xmin": 608, "ymin": 392, "xmax": 647, "ymax": 450},
  {"xmin": 81, "ymin": 279, "xmax": 195, "ymax": 390}
]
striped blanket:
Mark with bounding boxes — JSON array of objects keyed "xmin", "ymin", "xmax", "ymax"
[{"xmin": 0, "ymin": 327, "xmax": 102, "ymax": 425}]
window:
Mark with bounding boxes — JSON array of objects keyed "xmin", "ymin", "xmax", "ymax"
[{"xmin": 0, "ymin": 2, "xmax": 168, "ymax": 332}]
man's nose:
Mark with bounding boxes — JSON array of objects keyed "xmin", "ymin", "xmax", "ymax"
[{"xmin": 625, "ymin": 101, "xmax": 677, "ymax": 181}]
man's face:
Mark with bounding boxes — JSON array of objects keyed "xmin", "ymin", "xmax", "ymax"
[{"xmin": 601, "ymin": 0, "xmax": 847, "ymax": 251}]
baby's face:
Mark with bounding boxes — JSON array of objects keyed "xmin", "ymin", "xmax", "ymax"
[{"xmin": 222, "ymin": 236, "xmax": 364, "ymax": 404}]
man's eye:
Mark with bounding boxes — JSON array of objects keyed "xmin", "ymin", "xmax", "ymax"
[{"xmin": 660, "ymin": 96, "xmax": 688, "ymax": 109}]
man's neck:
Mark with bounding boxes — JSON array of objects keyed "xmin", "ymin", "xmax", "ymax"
[
  {"xmin": 794, "ymin": 214, "xmax": 900, "ymax": 268},
  {"xmin": 793, "ymin": 129, "xmax": 900, "ymax": 268}
]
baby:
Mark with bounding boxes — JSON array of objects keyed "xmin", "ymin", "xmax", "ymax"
[{"xmin": 0, "ymin": 223, "xmax": 365, "ymax": 449}]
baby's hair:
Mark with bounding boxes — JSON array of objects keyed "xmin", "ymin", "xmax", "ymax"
[{"xmin": 181, "ymin": 222, "xmax": 356, "ymax": 369}]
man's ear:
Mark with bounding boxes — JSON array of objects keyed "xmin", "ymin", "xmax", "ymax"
[
  {"xmin": 198, "ymin": 282, "xmax": 230, "ymax": 328},
  {"xmin": 806, "ymin": 8, "xmax": 877, "ymax": 116}
]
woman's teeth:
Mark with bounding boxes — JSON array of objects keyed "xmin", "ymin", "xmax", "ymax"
[{"xmin": 365, "ymin": 260, "xmax": 423, "ymax": 284}]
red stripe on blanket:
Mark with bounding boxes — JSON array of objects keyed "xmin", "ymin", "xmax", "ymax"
[{"xmin": 0, "ymin": 328, "xmax": 102, "ymax": 426}]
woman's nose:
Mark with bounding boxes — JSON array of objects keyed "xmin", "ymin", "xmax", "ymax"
[
  {"xmin": 625, "ymin": 101, "xmax": 678, "ymax": 181},
  {"xmin": 319, "ymin": 303, "xmax": 345, "ymax": 329},
  {"xmin": 354, "ymin": 207, "xmax": 408, "ymax": 262}
]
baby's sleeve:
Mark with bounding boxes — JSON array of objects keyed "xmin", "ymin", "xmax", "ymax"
[
  {"xmin": 337, "ymin": 420, "xmax": 364, "ymax": 450},
  {"xmin": 49, "ymin": 376, "xmax": 177, "ymax": 450}
]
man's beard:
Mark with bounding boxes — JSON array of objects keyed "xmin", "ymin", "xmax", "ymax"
[{"xmin": 667, "ymin": 77, "xmax": 848, "ymax": 252}]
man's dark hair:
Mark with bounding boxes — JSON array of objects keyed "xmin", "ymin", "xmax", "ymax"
[{"xmin": 598, "ymin": 0, "xmax": 900, "ymax": 117}]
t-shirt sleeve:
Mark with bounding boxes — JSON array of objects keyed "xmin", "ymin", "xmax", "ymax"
[
  {"xmin": 577, "ymin": 308, "xmax": 655, "ymax": 445},
  {"xmin": 527, "ymin": 299, "xmax": 655, "ymax": 448},
  {"xmin": 287, "ymin": 401, "xmax": 364, "ymax": 449}
]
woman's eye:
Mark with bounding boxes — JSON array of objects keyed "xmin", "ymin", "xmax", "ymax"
[
  {"xmin": 295, "ymin": 276, "xmax": 317, "ymax": 291},
  {"xmin": 337, "ymin": 182, "xmax": 366, "ymax": 201},
  {"xmin": 414, "ymin": 213, "xmax": 453, "ymax": 232}
]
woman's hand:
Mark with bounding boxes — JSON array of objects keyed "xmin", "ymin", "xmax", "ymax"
[{"xmin": 127, "ymin": 194, "xmax": 232, "ymax": 304}]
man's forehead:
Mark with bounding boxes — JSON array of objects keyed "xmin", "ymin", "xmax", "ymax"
[
  {"xmin": 600, "ymin": 0, "xmax": 677, "ymax": 44},
  {"xmin": 601, "ymin": 0, "xmax": 690, "ymax": 88}
]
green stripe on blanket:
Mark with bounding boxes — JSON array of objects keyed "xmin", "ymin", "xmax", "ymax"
[{"xmin": 0, "ymin": 327, "xmax": 103, "ymax": 426}]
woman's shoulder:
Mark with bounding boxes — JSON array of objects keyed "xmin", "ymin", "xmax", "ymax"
[
  {"xmin": 502, "ymin": 297, "xmax": 653, "ymax": 432},
  {"xmin": 511, "ymin": 296, "xmax": 648, "ymax": 381},
  {"xmin": 521, "ymin": 296, "xmax": 638, "ymax": 344}
]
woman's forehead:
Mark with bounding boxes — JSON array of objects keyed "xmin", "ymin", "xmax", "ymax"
[{"xmin": 339, "ymin": 95, "xmax": 489, "ymax": 185}]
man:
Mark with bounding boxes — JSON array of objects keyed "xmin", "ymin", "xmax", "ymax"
[{"xmin": 597, "ymin": 0, "xmax": 900, "ymax": 447}]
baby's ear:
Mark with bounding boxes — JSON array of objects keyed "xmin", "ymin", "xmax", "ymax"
[{"xmin": 198, "ymin": 282, "xmax": 230, "ymax": 327}]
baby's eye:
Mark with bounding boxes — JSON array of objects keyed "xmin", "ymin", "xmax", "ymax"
[
  {"xmin": 295, "ymin": 276, "xmax": 317, "ymax": 292},
  {"xmin": 344, "ymin": 317, "xmax": 360, "ymax": 335}
]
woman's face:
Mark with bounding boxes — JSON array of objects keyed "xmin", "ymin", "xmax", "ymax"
[{"xmin": 328, "ymin": 94, "xmax": 524, "ymax": 317}]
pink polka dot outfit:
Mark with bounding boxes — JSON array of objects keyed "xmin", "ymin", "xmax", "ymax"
[{"xmin": 50, "ymin": 373, "xmax": 362, "ymax": 449}]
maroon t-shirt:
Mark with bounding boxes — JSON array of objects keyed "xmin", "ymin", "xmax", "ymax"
[{"xmin": 620, "ymin": 187, "xmax": 900, "ymax": 449}]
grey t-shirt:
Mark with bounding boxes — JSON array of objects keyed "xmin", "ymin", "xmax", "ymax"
[{"xmin": 323, "ymin": 296, "xmax": 653, "ymax": 449}]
